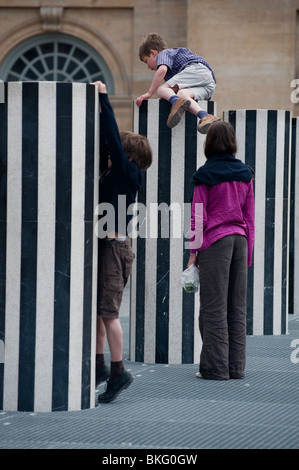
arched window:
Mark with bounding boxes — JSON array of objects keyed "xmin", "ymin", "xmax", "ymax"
[{"xmin": 0, "ymin": 33, "xmax": 114, "ymax": 93}]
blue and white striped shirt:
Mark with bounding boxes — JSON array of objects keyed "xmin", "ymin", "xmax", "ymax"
[{"xmin": 156, "ymin": 48, "xmax": 216, "ymax": 83}]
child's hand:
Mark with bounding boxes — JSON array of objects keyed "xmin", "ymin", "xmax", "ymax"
[
  {"xmin": 136, "ymin": 92, "xmax": 151, "ymax": 107},
  {"xmin": 91, "ymin": 81, "xmax": 107, "ymax": 94},
  {"xmin": 136, "ymin": 95, "xmax": 144, "ymax": 107}
]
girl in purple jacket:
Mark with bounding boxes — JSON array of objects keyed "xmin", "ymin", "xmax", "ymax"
[{"xmin": 187, "ymin": 120, "xmax": 255, "ymax": 380}]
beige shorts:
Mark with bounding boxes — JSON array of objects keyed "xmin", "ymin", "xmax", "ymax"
[
  {"xmin": 97, "ymin": 238, "xmax": 135, "ymax": 319},
  {"xmin": 166, "ymin": 63, "xmax": 216, "ymax": 100}
]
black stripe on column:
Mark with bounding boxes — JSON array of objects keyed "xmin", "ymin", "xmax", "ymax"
[
  {"xmin": 52, "ymin": 83, "xmax": 72, "ymax": 411},
  {"xmin": 281, "ymin": 111, "xmax": 291, "ymax": 332},
  {"xmin": 245, "ymin": 110, "xmax": 257, "ymax": 335},
  {"xmin": 155, "ymin": 100, "xmax": 171, "ymax": 364},
  {"xmin": 207, "ymin": 101, "xmax": 215, "ymax": 116},
  {"xmin": 18, "ymin": 82, "xmax": 39, "ymax": 411},
  {"xmin": 289, "ymin": 118, "xmax": 297, "ymax": 314},
  {"xmin": 134, "ymin": 99, "xmax": 147, "ymax": 363},
  {"xmin": 182, "ymin": 111, "xmax": 198, "ymax": 363},
  {"xmin": 0, "ymin": 83, "xmax": 8, "ymax": 409},
  {"xmin": 264, "ymin": 111, "xmax": 277, "ymax": 335},
  {"xmin": 81, "ymin": 85, "xmax": 96, "ymax": 409},
  {"xmin": 227, "ymin": 110, "xmax": 236, "ymax": 129}
]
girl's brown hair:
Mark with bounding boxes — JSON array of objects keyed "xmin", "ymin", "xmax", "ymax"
[
  {"xmin": 204, "ymin": 121, "xmax": 237, "ymax": 159},
  {"xmin": 139, "ymin": 32, "xmax": 167, "ymax": 59},
  {"xmin": 120, "ymin": 131, "xmax": 153, "ymax": 171}
]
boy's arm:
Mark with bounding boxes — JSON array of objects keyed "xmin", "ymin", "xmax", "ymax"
[
  {"xmin": 136, "ymin": 65, "xmax": 168, "ymax": 107},
  {"xmin": 99, "ymin": 128, "xmax": 109, "ymax": 174},
  {"xmin": 92, "ymin": 81, "xmax": 126, "ymax": 170}
]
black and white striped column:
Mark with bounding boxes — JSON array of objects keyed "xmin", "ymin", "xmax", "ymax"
[
  {"xmin": 130, "ymin": 99, "xmax": 215, "ymax": 364},
  {"xmin": 0, "ymin": 82, "xmax": 99, "ymax": 411},
  {"xmin": 224, "ymin": 110, "xmax": 291, "ymax": 335}
]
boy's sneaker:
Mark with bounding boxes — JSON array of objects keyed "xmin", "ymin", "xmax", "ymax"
[
  {"xmin": 166, "ymin": 97, "xmax": 191, "ymax": 128},
  {"xmin": 98, "ymin": 370, "xmax": 134, "ymax": 403},
  {"xmin": 96, "ymin": 363, "xmax": 110, "ymax": 387},
  {"xmin": 197, "ymin": 114, "xmax": 220, "ymax": 134}
]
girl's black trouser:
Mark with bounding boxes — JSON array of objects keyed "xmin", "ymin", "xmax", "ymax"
[{"xmin": 197, "ymin": 234, "xmax": 248, "ymax": 380}]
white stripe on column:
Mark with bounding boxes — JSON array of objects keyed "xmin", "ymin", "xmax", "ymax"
[
  {"xmin": 194, "ymin": 106, "xmax": 208, "ymax": 360},
  {"xmin": 253, "ymin": 110, "xmax": 267, "ymax": 334},
  {"xmin": 272, "ymin": 111, "xmax": 285, "ymax": 334},
  {"xmin": 235, "ymin": 110, "xmax": 246, "ymax": 163},
  {"xmin": 168, "ymin": 120, "xmax": 185, "ymax": 364},
  {"xmin": 68, "ymin": 83, "xmax": 86, "ymax": 410},
  {"xmin": 34, "ymin": 82, "xmax": 57, "ymax": 412},
  {"xmin": 3, "ymin": 82, "xmax": 23, "ymax": 411},
  {"xmin": 196, "ymin": 100, "xmax": 209, "ymax": 168},
  {"xmin": 143, "ymin": 99, "xmax": 159, "ymax": 363}
]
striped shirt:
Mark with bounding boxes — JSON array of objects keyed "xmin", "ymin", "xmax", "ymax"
[{"xmin": 157, "ymin": 48, "xmax": 216, "ymax": 83}]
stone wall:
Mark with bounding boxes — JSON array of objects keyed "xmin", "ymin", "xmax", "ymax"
[{"xmin": 0, "ymin": 0, "xmax": 298, "ymax": 130}]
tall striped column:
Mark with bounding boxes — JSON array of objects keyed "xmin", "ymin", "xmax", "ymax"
[
  {"xmin": 130, "ymin": 99, "xmax": 216, "ymax": 364},
  {"xmin": 0, "ymin": 82, "xmax": 99, "ymax": 411},
  {"xmin": 224, "ymin": 110, "xmax": 292, "ymax": 335}
]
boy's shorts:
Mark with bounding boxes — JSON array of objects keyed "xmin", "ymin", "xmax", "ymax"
[
  {"xmin": 166, "ymin": 63, "xmax": 216, "ymax": 100},
  {"xmin": 97, "ymin": 238, "xmax": 135, "ymax": 319}
]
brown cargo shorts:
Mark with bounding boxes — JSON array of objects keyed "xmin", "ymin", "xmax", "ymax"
[{"xmin": 97, "ymin": 238, "xmax": 135, "ymax": 319}]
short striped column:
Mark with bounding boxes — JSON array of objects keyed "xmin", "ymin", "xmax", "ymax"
[
  {"xmin": 0, "ymin": 82, "xmax": 99, "ymax": 411},
  {"xmin": 224, "ymin": 110, "xmax": 292, "ymax": 335},
  {"xmin": 130, "ymin": 99, "xmax": 216, "ymax": 364}
]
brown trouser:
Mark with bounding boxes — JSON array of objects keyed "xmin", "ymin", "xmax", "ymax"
[
  {"xmin": 197, "ymin": 235, "xmax": 248, "ymax": 379},
  {"xmin": 97, "ymin": 238, "xmax": 135, "ymax": 319}
]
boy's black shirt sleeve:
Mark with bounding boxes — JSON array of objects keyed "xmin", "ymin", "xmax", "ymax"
[
  {"xmin": 97, "ymin": 92, "xmax": 143, "ymax": 236},
  {"xmin": 99, "ymin": 92, "xmax": 130, "ymax": 175}
]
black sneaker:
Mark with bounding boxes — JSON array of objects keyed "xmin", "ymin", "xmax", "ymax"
[
  {"xmin": 96, "ymin": 363, "xmax": 110, "ymax": 387},
  {"xmin": 98, "ymin": 370, "xmax": 134, "ymax": 403}
]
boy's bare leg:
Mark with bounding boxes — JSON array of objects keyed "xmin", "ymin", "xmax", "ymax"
[
  {"xmin": 156, "ymin": 83, "xmax": 219, "ymax": 132},
  {"xmin": 102, "ymin": 317, "xmax": 123, "ymax": 362},
  {"xmin": 157, "ymin": 84, "xmax": 204, "ymax": 116},
  {"xmin": 96, "ymin": 316, "xmax": 123, "ymax": 360},
  {"xmin": 96, "ymin": 316, "xmax": 106, "ymax": 354},
  {"xmin": 175, "ymin": 87, "xmax": 220, "ymax": 132},
  {"xmin": 95, "ymin": 316, "xmax": 110, "ymax": 386},
  {"xmin": 97, "ymin": 317, "xmax": 134, "ymax": 403},
  {"xmin": 157, "ymin": 83, "xmax": 219, "ymax": 134}
]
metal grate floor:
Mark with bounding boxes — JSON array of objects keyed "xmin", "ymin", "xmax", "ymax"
[{"xmin": 1, "ymin": 288, "xmax": 299, "ymax": 450}]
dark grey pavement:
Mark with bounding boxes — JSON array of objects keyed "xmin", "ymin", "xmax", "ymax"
[{"xmin": 0, "ymin": 285, "xmax": 299, "ymax": 450}]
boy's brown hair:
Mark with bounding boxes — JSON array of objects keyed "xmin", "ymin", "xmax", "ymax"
[
  {"xmin": 139, "ymin": 32, "xmax": 167, "ymax": 59},
  {"xmin": 204, "ymin": 121, "xmax": 237, "ymax": 159},
  {"xmin": 120, "ymin": 131, "xmax": 153, "ymax": 171}
]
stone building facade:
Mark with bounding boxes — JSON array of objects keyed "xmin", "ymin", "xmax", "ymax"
[{"xmin": 0, "ymin": 0, "xmax": 298, "ymax": 130}]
